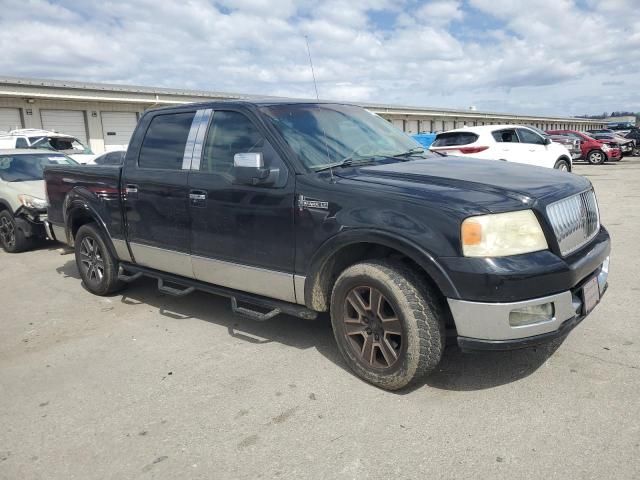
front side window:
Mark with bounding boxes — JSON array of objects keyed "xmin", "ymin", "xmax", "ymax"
[
  {"xmin": 260, "ymin": 104, "xmax": 421, "ymax": 170},
  {"xmin": 0, "ymin": 154, "xmax": 77, "ymax": 182},
  {"xmin": 200, "ymin": 111, "xmax": 265, "ymax": 174},
  {"xmin": 517, "ymin": 128, "xmax": 545, "ymax": 145},
  {"xmin": 139, "ymin": 112, "xmax": 195, "ymax": 170}
]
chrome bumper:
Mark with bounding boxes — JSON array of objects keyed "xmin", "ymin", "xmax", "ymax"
[{"xmin": 448, "ymin": 257, "xmax": 609, "ymax": 342}]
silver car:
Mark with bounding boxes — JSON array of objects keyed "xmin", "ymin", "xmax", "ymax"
[{"xmin": 0, "ymin": 149, "xmax": 77, "ymax": 252}]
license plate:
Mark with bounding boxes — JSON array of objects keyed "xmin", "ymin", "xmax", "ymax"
[{"xmin": 583, "ymin": 277, "xmax": 600, "ymax": 315}]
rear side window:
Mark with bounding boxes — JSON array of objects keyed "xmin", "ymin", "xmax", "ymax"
[
  {"xmin": 15, "ymin": 137, "xmax": 28, "ymax": 148},
  {"xmin": 432, "ymin": 132, "xmax": 478, "ymax": 147},
  {"xmin": 492, "ymin": 129, "xmax": 519, "ymax": 143},
  {"xmin": 138, "ymin": 112, "xmax": 195, "ymax": 170}
]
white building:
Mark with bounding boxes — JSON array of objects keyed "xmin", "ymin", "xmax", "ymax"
[{"xmin": 0, "ymin": 76, "xmax": 606, "ymax": 154}]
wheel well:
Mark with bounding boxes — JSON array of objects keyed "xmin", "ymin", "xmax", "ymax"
[
  {"xmin": 557, "ymin": 156, "xmax": 571, "ymax": 171},
  {"xmin": 69, "ymin": 210, "xmax": 96, "ymax": 245},
  {"xmin": 308, "ymin": 242, "xmax": 446, "ymax": 315}
]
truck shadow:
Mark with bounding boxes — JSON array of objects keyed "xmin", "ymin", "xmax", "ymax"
[{"xmin": 56, "ymin": 259, "xmax": 563, "ymax": 392}]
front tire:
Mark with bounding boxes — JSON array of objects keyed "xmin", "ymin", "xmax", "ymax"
[
  {"xmin": 330, "ymin": 260, "xmax": 445, "ymax": 390},
  {"xmin": 554, "ymin": 159, "xmax": 570, "ymax": 172},
  {"xmin": 587, "ymin": 150, "xmax": 606, "ymax": 165},
  {"xmin": 74, "ymin": 223, "xmax": 123, "ymax": 295},
  {"xmin": 0, "ymin": 211, "xmax": 31, "ymax": 253}
]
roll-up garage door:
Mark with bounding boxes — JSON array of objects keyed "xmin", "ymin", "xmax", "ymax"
[
  {"xmin": 0, "ymin": 108, "xmax": 22, "ymax": 131},
  {"xmin": 40, "ymin": 110, "xmax": 88, "ymax": 144},
  {"xmin": 392, "ymin": 119, "xmax": 405, "ymax": 132},
  {"xmin": 406, "ymin": 120, "xmax": 419, "ymax": 134},
  {"xmin": 101, "ymin": 112, "xmax": 138, "ymax": 151}
]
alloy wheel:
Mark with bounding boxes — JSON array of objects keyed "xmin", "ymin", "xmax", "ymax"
[
  {"xmin": 0, "ymin": 216, "xmax": 15, "ymax": 248},
  {"xmin": 342, "ymin": 286, "xmax": 404, "ymax": 369},
  {"xmin": 79, "ymin": 236, "xmax": 105, "ymax": 285}
]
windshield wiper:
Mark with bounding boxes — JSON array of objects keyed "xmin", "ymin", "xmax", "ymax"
[
  {"xmin": 392, "ymin": 147, "xmax": 425, "ymax": 157},
  {"xmin": 314, "ymin": 156, "xmax": 382, "ymax": 172}
]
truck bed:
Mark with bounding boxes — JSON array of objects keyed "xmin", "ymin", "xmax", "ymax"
[{"xmin": 44, "ymin": 164, "xmax": 123, "ymax": 232}]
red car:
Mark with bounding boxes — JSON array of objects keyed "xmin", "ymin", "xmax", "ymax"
[{"xmin": 546, "ymin": 129, "xmax": 621, "ymax": 164}]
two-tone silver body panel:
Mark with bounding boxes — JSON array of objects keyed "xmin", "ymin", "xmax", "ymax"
[{"xmin": 128, "ymin": 242, "xmax": 304, "ymax": 305}]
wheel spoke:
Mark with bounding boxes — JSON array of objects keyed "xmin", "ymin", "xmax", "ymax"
[
  {"xmin": 370, "ymin": 289, "xmax": 383, "ymax": 318},
  {"xmin": 346, "ymin": 290, "xmax": 368, "ymax": 317},
  {"xmin": 361, "ymin": 334, "xmax": 374, "ymax": 365},
  {"xmin": 344, "ymin": 321, "xmax": 365, "ymax": 336},
  {"xmin": 379, "ymin": 337, "xmax": 399, "ymax": 366},
  {"xmin": 381, "ymin": 317, "xmax": 402, "ymax": 335}
]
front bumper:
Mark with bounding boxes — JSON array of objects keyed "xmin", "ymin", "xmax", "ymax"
[{"xmin": 449, "ymin": 257, "xmax": 609, "ymax": 351}]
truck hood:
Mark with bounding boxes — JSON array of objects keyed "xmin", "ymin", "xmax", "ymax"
[{"xmin": 335, "ymin": 156, "xmax": 591, "ymax": 208}]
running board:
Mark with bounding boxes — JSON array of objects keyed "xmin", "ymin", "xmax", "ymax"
[
  {"xmin": 117, "ymin": 270, "xmax": 143, "ymax": 283},
  {"xmin": 118, "ymin": 263, "xmax": 317, "ymax": 321},
  {"xmin": 231, "ymin": 298, "xmax": 281, "ymax": 321},
  {"xmin": 157, "ymin": 278, "xmax": 195, "ymax": 297}
]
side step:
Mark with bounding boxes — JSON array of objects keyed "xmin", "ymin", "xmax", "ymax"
[
  {"xmin": 157, "ymin": 278, "xmax": 195, "ymax": 297},
  {"xmin": 231, "ymin": 298, "xmax": 281, "ymax": 321},
  {"xmin": 118, "ymin": 263, "xmax": 318, "ymax": 321}
]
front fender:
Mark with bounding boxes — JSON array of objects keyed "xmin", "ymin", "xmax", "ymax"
[{"xmin": 304, "ymin": 228, "xmax": 460, "ymax": 309}]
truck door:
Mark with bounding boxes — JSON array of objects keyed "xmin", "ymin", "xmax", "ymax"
[
  {"xmin": 122, "ymin": 110, "xmax": 196, "ymax": 278},
  {"xmin": 187, "ymin": 109, "xmax": 297, "ymax": 303}
]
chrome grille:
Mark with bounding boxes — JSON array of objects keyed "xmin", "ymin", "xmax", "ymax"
[{"xmin": 546, "ymin": 190, "xmax": 600, "ymax": 256}]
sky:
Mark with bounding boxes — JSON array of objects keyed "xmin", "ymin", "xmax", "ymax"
[{"xmin": 0, "ymin": 0, "xmax": 638, "ymax": 116}]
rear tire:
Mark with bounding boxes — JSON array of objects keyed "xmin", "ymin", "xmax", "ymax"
[
  {"xmin": 0, "ymin": 211, "xmax": 32, "ymax": 253},
  {"xmin": 330, "ymin": 260, "xmax": 445, "ymax": 390},
  {"xmin": 74, "ymin": 223, "xmax": 123, "ymax": 295},
  {"xmin": 587, "ymin": 150, "xmax": 606, "ymax": 165},
  {"xmin": 553, "ymin": 159, "xmax": 570, "ymax": 172}
]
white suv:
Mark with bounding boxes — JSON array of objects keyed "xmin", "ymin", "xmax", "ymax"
[
  {"xmin": 0, "ymin": 129, "xmax": 96, "ymax": 164},
  {"xmin": 429, "ymin": 125, "xmax": 573, "ymax": 171}
]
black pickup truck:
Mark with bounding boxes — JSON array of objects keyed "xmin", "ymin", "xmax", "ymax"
[{"xmin": 44, "ymin": 100, "xmax": 610, "ymax": 390}]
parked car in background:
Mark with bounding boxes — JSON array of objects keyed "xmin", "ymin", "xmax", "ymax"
[
  {"xmin": 411, "ymin": 133, "xmax": 436, "ymax": 149},
  {"xmin": 607, "ymin": 122, "xmax": 635, "ymax": 131},
  {"xmin": 0, "ymin": 129, "xmax": 96, "ymax": 164},
  {"xmin": 546, "ymin": 130, "xmax": 621, "ymax": 164},
  {"xmin": 44, "ymin": 100, "xmax": 610, "ymax": 390},
  {"xmin": 429, "ymin": 125, "xmax": 572, "ymax": 170},
  {"xmin": 0, "ymin": 149, "xmax": 77, "ymax": 252},
  {"xmin": 93, "ymin": 150, "xmax": 126, "ymax": 166},
  {"xmin": 548, "ymin": 135, "xmax": 581, "ymax": 160},
  {"xmin": 589, "ymin": 132, "xmax": 635, "ymax": 156},
  {"xmin": 621, "ymin": 128, "xmax": 640, "ymax": 155}
]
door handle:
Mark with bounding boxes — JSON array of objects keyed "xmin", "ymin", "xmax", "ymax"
[
  {"xmin": 125, "ymin": 184, "xmax": 138, "ymax": 198},
  {"xmin": 189, "ymin": 190, "xmax": 207, "ymax": 200},
  {"xmin": 189, "ymin": 190, "xmax": 207, "ymax": 207}
]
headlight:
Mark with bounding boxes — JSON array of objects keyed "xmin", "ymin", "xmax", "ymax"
[
  {"xmin": 17, "ymin": 194, "xmax": 48, "ymax": 209},
  {"xmin": 461, "ymin": 210, "xmax": 548, "ymax": 257},
  {"xmin": 601, "ymin": 144, "xmax": 610, "ymax": 151}
]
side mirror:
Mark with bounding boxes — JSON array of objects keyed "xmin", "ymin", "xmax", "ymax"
[
  {"xmin": 544, "ymin": 137, "xmax": 552, "ymax": 145},
  {"xmin": 233, "ymin": 152, "xmax": 275, "ymax": 186}
]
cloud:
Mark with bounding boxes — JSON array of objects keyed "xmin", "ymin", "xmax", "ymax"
[{"xmin": 0, "ymin": 0, "xmax": 637, "ymax": 116}]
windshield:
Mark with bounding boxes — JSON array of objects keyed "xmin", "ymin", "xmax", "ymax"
[
  {"xmin": 0, "ymin": 153, "xmax": 77, "ymax": 182},
  {"xmin": 29, "ymin": 136, "xmax": 92, "ymax": 154},
  {"xmin": 260, "ymin": 104, "xmax": 423, "ymax": 170}
]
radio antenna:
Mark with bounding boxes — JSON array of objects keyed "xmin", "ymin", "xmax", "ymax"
[
  {"xmin": 304, "ymin": 35, "xmax": 334, "ymax": 181},
  {"xmin": 305, "ymin": 35, "xmax": 320, "ymax": 101}
]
